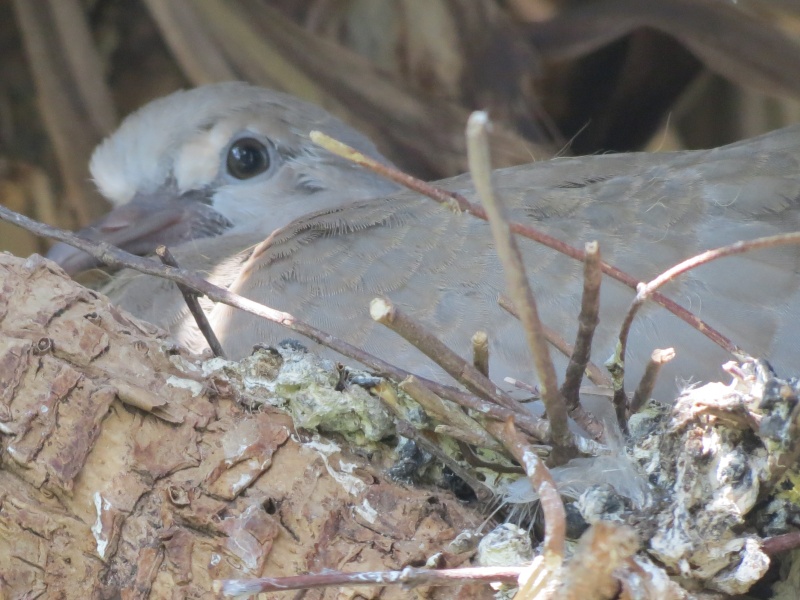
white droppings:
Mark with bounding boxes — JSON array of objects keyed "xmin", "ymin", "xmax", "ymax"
[
  {"xmin": 91, "ymin": 492, "xmax": 112, "ymax": 559},
  {"xmin": 355, "ymin": 499, "xmax": 378, "ymax": 524},
  {"xmin": 305, "ymin": 438, "xmax": 367, "ymax": 496},
  {"xmin": 166, "ymin": 375, "xmax": 204, "ymax": 396}
]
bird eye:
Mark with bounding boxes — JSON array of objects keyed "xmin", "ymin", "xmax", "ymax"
[{"xmin": 226, "ymin": 137, "xmax": 271, "ymax": 180}]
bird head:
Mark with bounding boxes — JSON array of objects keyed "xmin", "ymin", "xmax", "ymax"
[{"xmin": 48, "ymin": 82, "xmax": 399, "ymax": 274}]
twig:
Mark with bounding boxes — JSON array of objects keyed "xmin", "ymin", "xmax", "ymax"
[
  {"xmin": 466, "ymin": 112, "xmax": 573, "ymax": 461},
  {"xmin": 629, "ymin": 348, "xmax": 675, "ymax": 416},
  {"xmin": 455, "ymin": 441, "xmax": 525, "ymax": 475},
  {"xmin": 398, "ymin": 376, "xmax": 501, "ymax": 450},
  {"xmin": 611, "ymin": 231, "xmax": 800, "ymax": 427},
  {"xmin": 423, "ymin": 381, "xmax": 554, "ymax": 442},
  {"xmin": 310, "ymin": 130, "xmax": 738, "ymax": 357},
  {"xmin": 560, "ymin": 241, "xmax": 602, "ymax": 408},
  {"xmin": 558, "ymin": 241, "xmax": 606, "ymax": 441},
  {"xmin": 369, "ymin": 297, "xmax": 550, "ymax": 441},
  {"xmin": 499, "ymin": 295, "xmax": 610, "ymax": 389},
  {"xmin": 155, "ymin": 245, "xmax": 226, "ymax": 358},
  {"xmin": 504, "ymin": 377, "xmax": 540, "ymax": 396},
  {"xmin": 213, "ymin": 565, "xmax": 524, "ymax": 596},
  {"xmin": 497, "ymin": 419, "xmax": 566, "ymax": 561},
  {"xmin": 762, "ymin": 531, "xmax": 800, "ymax": 556},
  {"xmin": 472, "ymin": 330, "xmax": 490, "ymax": 377},
  {"xmin": 0, "ymin": 204, "xmax": 549, "ymax": 440}
]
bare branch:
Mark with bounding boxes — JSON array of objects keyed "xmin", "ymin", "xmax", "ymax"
[
  {"xmin": 310, "ymin": 130, "xmax": 738, "ymax": 357},
  {"xmin": 630, "ymin": 348, "xmax": 675, "ymax": 416},
  {"xmin": 612, "ymin": 231, "xmax": 800, "ymax": 426},
  {"xmin": 466, "ymin": 112, "xmax": 573, "ymax": 461},
  {"xmin": 369, "ymin": 297, "xmax": 550, "ymax": 441},
  {"xmin": 214, "ymin": 565, "xmax": 524, "ymax": 596},
  {"xmin": 155, "ymin": 245, "xmax": 226, "ymax": 358},
  {"xmin": 497, "ymin": 419, "xmax": 566, "ymax": 561},
  {"xmin": 561, "ymin": 241, "xmax": 602, "ymax": 408},
  {"xmin": 472, "ymin": 330, "xmax": 490, "ymax": 377}
]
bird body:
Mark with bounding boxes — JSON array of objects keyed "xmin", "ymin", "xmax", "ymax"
[{"xmin": 49, "ymin": 83, "xmax": 800, "ymax": 401}]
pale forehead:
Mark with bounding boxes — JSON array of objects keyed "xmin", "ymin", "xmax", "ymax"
[{"xmin": 88, "ymin": 82, "xmax": 356, "ymax": 205}]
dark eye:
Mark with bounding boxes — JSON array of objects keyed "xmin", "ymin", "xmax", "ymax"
[{"xmin": 226, "ymin": 138, "xmax": 271, "ymax": 180}]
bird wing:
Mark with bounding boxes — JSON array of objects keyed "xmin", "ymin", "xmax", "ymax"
[{"xmin": 107, "ymin": 125, "xmax": 800, "ymax": 399}]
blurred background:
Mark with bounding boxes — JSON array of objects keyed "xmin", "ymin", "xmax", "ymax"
[{"xmin": 3, "ymin": 0, "xmax": 800, "ymax": 258}]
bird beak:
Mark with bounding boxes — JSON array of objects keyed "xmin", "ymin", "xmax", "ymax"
[{"xmin": 47, "ymin": 192, "xmax": 230, "ymax": 275}]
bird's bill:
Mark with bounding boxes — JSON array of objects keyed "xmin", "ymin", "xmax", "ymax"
[{"xmin": 47, "ymin": 193, "xmax": 225, "ymax": 275}]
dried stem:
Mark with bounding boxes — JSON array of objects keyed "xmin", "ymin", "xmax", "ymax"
[
  {"xmin": 472, "ymin": 330, "xmax": 490, "ymax": 377},
  {"xmin": 629, "ymin": 348, "xmax": 675, "ymax": 416},
  {"xmin": 369, "ymin": 297, "xmax": 550, "ymax": 441},
  {"xmin": 214, "ymin": 565, "xmax": 524, "ymax": 596},
  {"xmin": 762, "ymin": 531, "xmax": 800, "ymax": 556},
  {"xmin": 456, "ymin": 441, "xmax": 526, "ymax": 475},
  {"xmin": 560, "ymin": 241, "xmax": 602, "ymax": 408},
  {"xmin": 466, "ymin": 112, "xmax": 573, "ymax": 460},
  {"xmin": 310, "ymin": 130, "xmax": 737, "ymax": 357},
  {"xmin": 504, "ymin": 376, "xmax": 540, "ymax": 396},
  {"xmin": 498, "ymin": 419, "xmax": 566, "ymax": 561},
  {"xmin": 399, "ymin": 376, "xmax": 501, "ymax": 450},
  {"xmin": 155, "ymin": 245, "xmax": 226, "ymax": 358}
]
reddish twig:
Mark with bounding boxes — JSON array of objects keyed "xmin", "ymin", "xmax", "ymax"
[
  {"xmin": 611, "ymin": 231, "xmax": 800, "ymax": 427},
  {"xmin": 499, "ymin": 295, "xmax": 610, "ymax": 389},
  {"xmin": 762, "ymin": 531, "xmax": 800, "ymax": 556},
  {"xmin": 498, "ymin": 418, "xmax": 566, "ymax": 560},
  {"xmin": 310, "ymin": 130, "xmax": 737, "ymax": 357}
]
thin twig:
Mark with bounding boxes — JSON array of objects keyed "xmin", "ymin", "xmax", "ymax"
[
  {"xmin": 762, "ymin": 531, "xmax": 800, "ymax": 556},
  {"xmin": 560, "ymin": 241, "xmax": 602, "ymax": 408},
  {"xmin": 310, "ymin": 130, "xmax": 738, "ymax": 357},
  {"xmin": 155, "ymin": 245, "xmax": 226, "ymax": 358},
  {"xmin": 0, "ymin": 204, "xmax": 548, "ymax": 440},
  {"xmin": 424, "ymin": 381, "xmax": 553, "ymax": 442},
  {"xmin": 497, "ymin": 418, "xmax": 566, "ymax": 561},
  {"xmin": 629, "ymin": 348, "xmax": 675, "ymax": 416},
  {"xmin": 504, "ymin": 377, "xmax": 540, "ymax": 396},
  {"xmin": 369, "ymin": 297, "xmax": 550, "ymax": 441},
  {"xmin": 214, "ymin": 565, "xmax": 525, "ymax": 596},
  {"xmin": 456, "ymin": 441, "xmax": 525, "ymax": 475},
  {"xmin": 472, "ymin": 330, "xmax": 490, "ymax": 377},
  {"xmin": 499, "ymin": 295, "xmax": 610, "ymax": 388},
  {"xmin": 611, "ymin": 231, "xmax": 800, "ymax": 427},
  {"xmin": 466, "ymin": 112, "xmax": 573, "ymax": 461},
  {"xmin": 398, "ymin": 376, "xmax": 501, "ymax": 450},
  {"xmin": 558, "ymin": 240, "xmax": 607, "ymax": 441}
]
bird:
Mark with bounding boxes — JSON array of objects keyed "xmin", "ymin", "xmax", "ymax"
[{"xmin": 47, "ymin": 82, "xmax": 800, "ymax": 402}]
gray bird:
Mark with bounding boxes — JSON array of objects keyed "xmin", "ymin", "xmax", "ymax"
[{"xmin": 48, "ymin": 82, "xmax": 800, "ymax": 401}]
